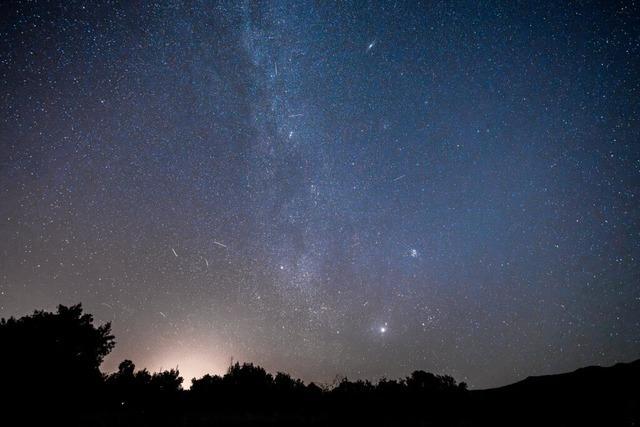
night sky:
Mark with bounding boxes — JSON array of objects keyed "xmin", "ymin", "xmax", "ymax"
[{"xmin": 1, "ymin": 1, "xmax": 639, "ymax": 389}]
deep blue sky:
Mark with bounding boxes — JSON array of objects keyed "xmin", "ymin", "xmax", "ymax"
[{"xmin": 1, "ymin": 1, "xmax": 638, "ymax": 388}]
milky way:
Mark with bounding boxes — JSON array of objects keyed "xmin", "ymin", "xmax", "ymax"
[{"xmin": 1, "ymin": 1, "xmax": 639, "ymax": 388}]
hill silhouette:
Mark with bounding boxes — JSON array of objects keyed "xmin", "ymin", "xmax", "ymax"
[
  {"xmin": 472, "ymin": 360, "xmax": 640, "ymax": 426},
  {"xmin": 1, "ymin": 304, "xmax": 637, "ymax": 426},
  {"xmin": 469, "ymin": 360, "xmax": 640, "ymax": 426}
]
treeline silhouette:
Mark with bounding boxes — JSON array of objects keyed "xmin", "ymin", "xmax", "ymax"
[{"xmin": 1, "ymin": 304, "xmax": 638, "ymax": 426}]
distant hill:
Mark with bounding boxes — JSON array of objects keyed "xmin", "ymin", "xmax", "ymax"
[
  {"xmin": 488, "ymin": 358, "xmax": 640, "ymax": 393},
  {"xmin": 468, "ymin": 359, "xmax": 640, "ymax": 426}
]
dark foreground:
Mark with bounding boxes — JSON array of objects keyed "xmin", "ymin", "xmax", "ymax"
[
  {"xmin": 82, "ymin": 360, "xmax": 640, "ymax": 426},
  {"xmin": 2, "ymin": 304, "xmax": 638, "ymax": 426}
]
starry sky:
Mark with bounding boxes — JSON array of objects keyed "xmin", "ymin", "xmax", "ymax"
[{"xmin": 1, "ymin": 1, "xmax": 639, "ymax": 389}]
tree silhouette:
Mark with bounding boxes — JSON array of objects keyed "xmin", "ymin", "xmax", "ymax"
[
  {"xmin": 274, "ymin": 371, "xmax": 306, "ymax": 393},
  {"xmin": 105, "ymin": 359, "xmax": 183, "ymax": 411},
  {"xmin": 150, "ymin": 368, "xmax": 183, "ymax": 392},
  {"xmin": 0, "ymin": 303, "xmax": 114, "ymax": 410},
  {"xmin": 224, "ymin": 362, "xmax": 274, "ymax": 390},
  {"xmin": 191, "ymin": 373, "xmax": 223, "ymax": 392},
  {"xmin": 406, "ymin": 370, "xmax": 460, "ymax": 393}
]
